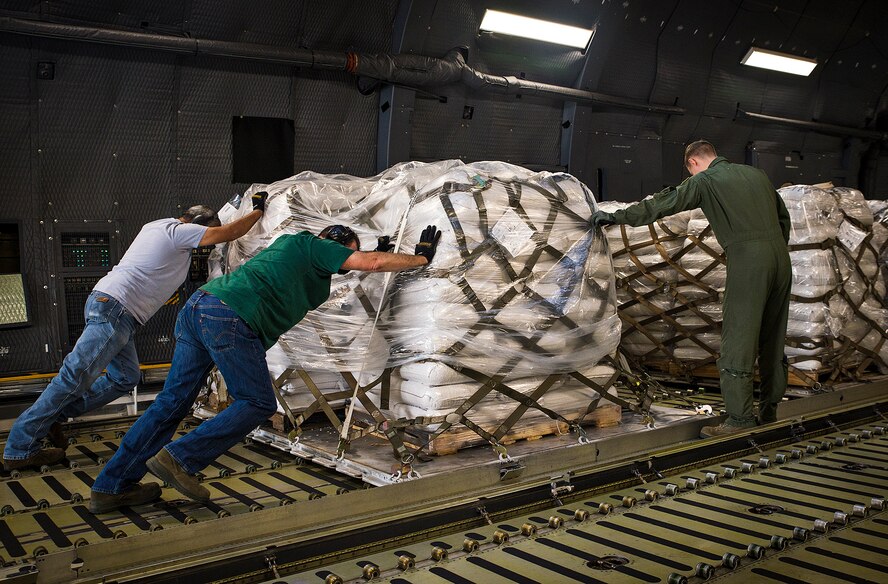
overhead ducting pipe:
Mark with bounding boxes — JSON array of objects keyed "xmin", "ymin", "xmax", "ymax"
[
  {"xmin": 0, "ymin": 16, "xmax": 348, "ymax": 69},
  {"xmin": 0, "ymin": 16, "xmax": 683, "ymax": 115},
  {"xmin": 347, "ymin": 48, "xmax": 685, "ymax": 114},
  {"xmin": 736, "ymin": 107, "xmax": 887, "ymax": 142}
]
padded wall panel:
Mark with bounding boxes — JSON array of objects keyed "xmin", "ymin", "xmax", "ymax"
[
  {"xmin": 410, "ymin": 91, "xmax": 561, "ymax": 170},
  {"xmin": 38, "ymin": 0, "xmax": 186, "ymax": 30},
  {"xmin": 420, "ymin": 0, "xmax": 478, "ymax": 58},
  {"xmin": 576, "ymin": 135, "xmax": 664, "ymax": 202},
  {"xmin": 185, "ymin": 0, "xmax": 395, "ymax": 52},
  {"xmin": 818, "ymin": 78, "xmax": 884, "ymax": 126},
  {"xmin": 593, "ymin": 33, "xmax": 657, "ymax": 102},
  {"xmin": 0, "ymin": 34, "xmax": 58, "ymax": 374},
  {"xmin": 753, "ymin": 146, "xmax": 846, "ymax": 187},
  {"xmin": 290, "ymin": 70, "xmax": 378, "ymax": 176},
  {"xmin": 583, "ymin": 110, "xmax": 654, "ymax": 138},
  {"xmin": 35, "ymin": 41, "xmax": 175, "ymax": 223},
  {"xmin": 0, "ymin": 1, "xmax": 37, "ymax": 14},
  {"xmin": 0, "ymin": 34, "xmax": 31, "ymax": 208},
  {"xmin": 646, "ymin": 0, "xmax": 736, "ymax": 130},
  {"xmin": 188, "ymin": 0, "xmax": 304, "ymax": 45},
  {"xmin": 177, "ymin": 57, "xmax": 293, "ymax": 205},
  {"xmin": 302, "ymin": 0, "xmax": 397, "ymax": 52}
]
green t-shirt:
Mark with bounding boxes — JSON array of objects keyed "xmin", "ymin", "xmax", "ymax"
[{"xmin": 201, "ymin": 231, "xmax": 355, "ymax": 349}]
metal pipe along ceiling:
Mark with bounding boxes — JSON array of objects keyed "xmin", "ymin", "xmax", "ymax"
[
  {"xmin": 736, "ymin": 108, "xmax": 888, "ymax": 142},
  {"xmin": 0, "ymin": 16, "xmax": 685, "ymax": 115}
]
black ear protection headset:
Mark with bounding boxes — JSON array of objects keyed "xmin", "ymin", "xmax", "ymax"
[
  {"xmin": 319, "ymin": 225, "xmax": 360, "ymax": 275},
  {"xmin": 191, "ymin": 212, "xmax": 221, "ymax": 227}
]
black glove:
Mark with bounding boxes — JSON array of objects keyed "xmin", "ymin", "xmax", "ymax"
[
  {"xmin": 251, "ymin": 191, "xmax": 268, "ymax": 213},
  {"xmin": 376, "ymin": 235, "xmax": 395, "ymax": 252},
  {"xmin": 414, "ymin": 225, "xmax": 441, "ymax": 264},
  {"xmin": 590, "ymin": 210, "xmax": 616, "ymax": 228}
]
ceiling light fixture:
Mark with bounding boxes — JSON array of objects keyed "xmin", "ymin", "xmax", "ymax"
[
  {"xmin": 479, "ymin": 9, "xmax": 594, "ymax": 49},
  {"xmin": 741, "ymin": 47, "xmax": 817, "ymax": 76}
]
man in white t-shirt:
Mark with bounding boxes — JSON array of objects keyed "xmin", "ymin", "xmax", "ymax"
[{"xmin": 3, "ymin": 193, "xmax": 267, "ymax": 471}]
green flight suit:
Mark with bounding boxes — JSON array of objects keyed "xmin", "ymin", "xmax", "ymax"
[{"xmin": 611, "ymin": 157, "xmax": 793, "ymax": 426}]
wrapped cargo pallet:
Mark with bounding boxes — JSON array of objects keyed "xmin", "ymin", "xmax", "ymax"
[
  {"xmin": 603, "ymin": 183, "xmax": 888, "ymax": 388},
  {"xmin": 207, "ymin": 160, "xmax": 624, "ymax": 457},
  {"xmin": 375, "ymin": 162, "xmax": 622, "ymax": 453}
]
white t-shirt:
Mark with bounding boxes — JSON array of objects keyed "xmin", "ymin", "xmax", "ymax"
[{"xmin": 94, "ymin": 218, "xmax": 208, "ymax": 324}]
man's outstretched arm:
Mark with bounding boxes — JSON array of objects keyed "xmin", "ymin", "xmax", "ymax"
[
  {"xmin": 340, "ymin": 225, "xmax": 441, "ymax": 273},
  {"xmin": 198, "ymin": 192, "xmax": 267, "ymax": 246}
]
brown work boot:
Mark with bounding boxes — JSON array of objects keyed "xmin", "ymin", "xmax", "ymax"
[
  {"xmin": 3, "ymin": 448, "xmax": 66, "ymax": 471},
  {"xmin": 700, "ymin": 423, "xmax": 749, "ymax": 438},
  {"xmin": 47, "ymin": 422, "xmax": 69, "ymax": 449},
  {"xmin": 146, "ymin": 448, "xmax": 210, "ymax": 503},
  {"xmin": 89, "ymin": 482, "xmax": 162, "ymax": 514}
]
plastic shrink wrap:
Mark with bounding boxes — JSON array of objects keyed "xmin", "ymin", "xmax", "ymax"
[
  {"xmin": 778, "ymin": 185, "xmax": 842, "ymax": 371},
  {"xmin": 868, "ymin": 199, "xmax": 888, "ymax": 283},
  {"xmin": 209, "ymin": 160, "xmax": 622, "ymax": 432}
]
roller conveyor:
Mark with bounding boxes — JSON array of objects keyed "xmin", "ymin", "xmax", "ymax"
[
  {"xmin": 0, "ymin": 421, "xmax": 365, "ymax": 563},
  {"xmin": 0, "ymin": 380, "xmax": 886, "ymax": 583},
  {"xmin": 283, "ymin": 421, "xmax": 888, "ymax": 584}
]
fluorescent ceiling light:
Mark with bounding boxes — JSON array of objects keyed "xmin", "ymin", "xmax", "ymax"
[
  {"xmin": 741, "ymin": 47, "xmax": 817, "ymax": 76},
  {"xmin": 479, "ymin": 9, "xmax": 593, "ymax": 49}
]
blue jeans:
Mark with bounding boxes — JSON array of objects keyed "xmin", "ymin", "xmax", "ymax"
[
  {"xmin": 93, "ymin": 291, "xmax": 276, "ymax": 495},
  {"xmin": 4, "ymin": 291, "xmax": 140, "ymax": 460}
]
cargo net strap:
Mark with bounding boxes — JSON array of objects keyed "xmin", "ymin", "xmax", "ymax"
[
  {"xmin": 614, "ymin": 220, "xmax": 724, "ymax": 374},
  {"xmin": 827, "ymin": 211, "xmax": 888, "ymax": 380},
  {"xmin": 340, "ymin": 177, "xmax": 626, "ymax": 461},
  {"xmin": 355, "ymin": 355, "xmax": 654, "ymax": 459},
  {"xmin": 607, "ymin": 349, "xmax": 726, "ymax": 413}
]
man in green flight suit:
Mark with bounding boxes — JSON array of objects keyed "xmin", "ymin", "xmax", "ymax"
[{"xmin": 591, "ymin": 140, "xmax": 792, "ymax": 438}]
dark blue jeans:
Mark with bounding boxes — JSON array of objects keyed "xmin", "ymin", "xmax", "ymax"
[
  {"xmin": 92, "ymin": 291, "xmax": 276, "ymax": 495},
  {"xmin": 4, "ymin": 291, "xmax": 140, "ymax": 460}
]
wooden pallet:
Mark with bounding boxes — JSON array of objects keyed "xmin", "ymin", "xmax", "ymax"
[
  {"xmin": 401, "ymin": 402, "xmax": 622, "ymax": 456},
  {"xmin": 639, "ymin": 359, "xmax": 836, "ymax": 388}
]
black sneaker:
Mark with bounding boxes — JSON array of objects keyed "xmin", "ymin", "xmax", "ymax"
[
  {"xmin": 89, "ymin": 482, "xmax": 162, "ymax": 514},
  {"xmin": 146, "ymin": 448, "xmax": 210, "ymax": 503},
  {"xmin": 3, "ymin": 448, "xmax": 66, "ymax": 471}
]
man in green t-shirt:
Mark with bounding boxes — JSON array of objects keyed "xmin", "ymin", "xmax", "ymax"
[
  {"xmin": 89, "ymin": 224, "xmax": 441, "ymax": 512},
  {"xmin": 591, "ymin": 141, "xmax": 792, "ymax": 438}
]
